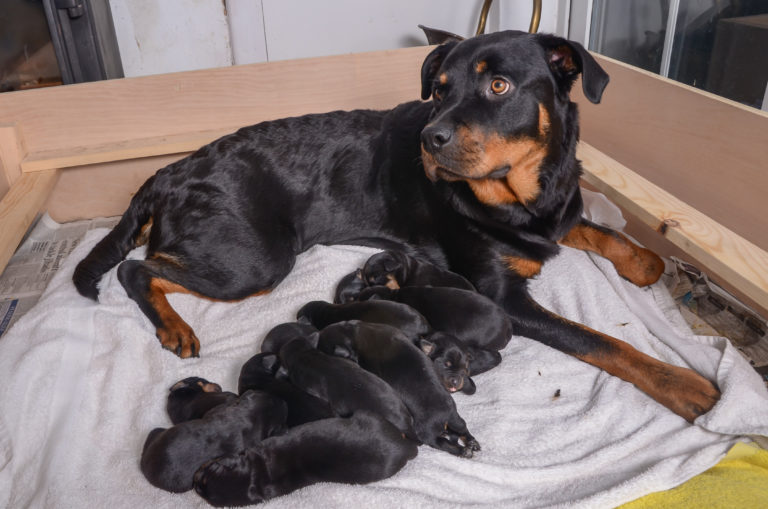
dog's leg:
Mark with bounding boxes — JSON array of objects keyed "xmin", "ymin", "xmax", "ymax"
[
  {"xmin": 501, "ymin": 286, "xmax": 720, "ymax": 422},
  {"xmin": 559, "ymin": 219, "xmax": 664, "ymax": 286},
  {"xmin": 117, "ymin": 258, "xmax": 202, "ymax": 358}
]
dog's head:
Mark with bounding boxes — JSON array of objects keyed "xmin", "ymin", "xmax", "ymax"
[{"xmin": 419, "ymin": 31, "xmax": 608, "ymax": 210}]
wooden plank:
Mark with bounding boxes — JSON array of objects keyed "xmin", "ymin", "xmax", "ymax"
[
  {"xmin": 578, "ymin": 141, "xmax": 768, "ymax": 311},
  {"xmin": 22, "ymin": 129, "xmax": 235, "ymax": 173},
  {"xmin": 0, "ymin": 170, "xmax": 59, "ymax": 275},
  {"xmin": 0, "ymin": 123, "xmax": 27, "ymax": 194},
  {"xmin": 0, "ymin": 46, "xmax": 430, "ymax": 158},
  {"xmin": 573, "ymin": 54, "xmax": 768, "ymax": 253},
  {"xmin": 44, "ymin": 155, "xmax": 184, "ymax": 222}
]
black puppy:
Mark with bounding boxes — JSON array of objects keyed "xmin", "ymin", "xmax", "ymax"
[
  {"xmin": 421, "ymin": 331, "xmax": 502, "ymax": 380},
  {"xmin": 260, "ymin": 321, "xmax": 317, "ymax": 354},
  {"xmin": 317, "ymin": 321, "xmax": 479, "ymax": 457},
  {"xmin": 193, "ymin": 411, "xmax": 418, "ymax": 507},
  {"xmin": 166, "ymin": 377, "xmax": 239, "ymax": 424},
  {"xmin": 362, "ymin": 249, "xmax": 476, "ymax": 291},
  {"xmin": 238, "ymin": 352, "xmax": 335, "ymax": 427},
  {"xmin": 359, "ymin": 285, "xmax": 513, "ymax": 351},
  {"xmin": 333, "ymin": 268, "xmax": 368, "ymax": 304},
  {"xmin": 140, "ymin": 389, "xmax": 287, "ymax": 493},
  {"xmin": 297, "ymin": 299, "xmax": 430, "ymax": 340},
  {"xmin": 278, "ymin": 336, "xmax": 416, "ymax": 440}
]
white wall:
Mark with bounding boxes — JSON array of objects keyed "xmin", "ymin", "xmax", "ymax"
[{"xmin": 109, "ymin": 0, "xmax": 570, "ymax": 78}]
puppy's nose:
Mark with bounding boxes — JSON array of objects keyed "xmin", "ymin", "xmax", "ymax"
[
  {"xmin": 421, "ymin": 125, "xmax": 454, "ymax": 152},
  {"xmin": 450, "ymin": 377, "xmax": 461, "ymax": 389}
]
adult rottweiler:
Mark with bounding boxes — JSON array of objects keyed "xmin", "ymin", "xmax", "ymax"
[{"xmin": 72, "ymin": 30, "xmax": 719, "ymax": 422}]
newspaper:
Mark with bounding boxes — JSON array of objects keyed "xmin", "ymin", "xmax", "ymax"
[
  {"xmin": 0, "ymin": 213, "xmax": 120, "ymax": 337},
  {"xmin": 665, "ymin": 257, "xmax": 768, "ymax": 385}
]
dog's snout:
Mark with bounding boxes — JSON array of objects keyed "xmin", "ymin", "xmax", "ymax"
[{"xmin": 422, "ymin": 125, "xmax": 453, "ymax": 152}]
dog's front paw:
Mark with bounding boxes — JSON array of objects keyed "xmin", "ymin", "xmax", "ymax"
[
  {"xmin": 644, "ymin": 364, "xmax": 720, "ymax": 422},
  {"xmin": 157, "ymin": 320, "xmax": 200, "ymax": 358}
]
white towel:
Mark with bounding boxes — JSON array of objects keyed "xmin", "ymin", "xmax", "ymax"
[{"xmin": 0, "ymin": 228, "xmax": 766, "ymax": 509}]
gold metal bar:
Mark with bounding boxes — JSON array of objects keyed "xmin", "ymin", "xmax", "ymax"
[
  {"xmin": 475, "ymin": 0, "xmax": 543, "ymax": 36},
  {"xmin": 529, "ymin": 0, "xmax": 542, "ymax": 33},
  {"xmin": 475, "ymin": 0, "xmax": 493, "ymax": 35}
]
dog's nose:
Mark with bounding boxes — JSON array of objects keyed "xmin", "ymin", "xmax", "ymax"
[{"xmin": 421, "ymin": 125, "xmax": 453, "ymax": 152}]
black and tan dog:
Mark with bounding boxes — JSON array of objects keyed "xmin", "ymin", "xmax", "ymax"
[
  {"xmin": 193, "ymin": 411, "xmax": 418, "ymax": 507},
  {"xmin": 140, "ymin": 385, "xmax": 287, "ymax": 493},
  {"xmin": 73, "ymin": 30, "xmax": 718, "ymax": 422},
  {"xmin": 166, "ymin": 377, "xmax": 238, "ymax": 424}
]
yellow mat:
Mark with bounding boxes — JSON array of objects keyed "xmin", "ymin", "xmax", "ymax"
[{"xmin": 621, "ymin": 442, "xmax": 768, "ymax": 509}]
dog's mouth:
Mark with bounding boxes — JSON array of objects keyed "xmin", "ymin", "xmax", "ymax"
[{"xmin": 422, "ymin": 144, "xmax": 510, "ymax": 183}]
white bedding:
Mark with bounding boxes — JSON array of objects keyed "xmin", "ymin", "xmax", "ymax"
[{"xmin": 1, "ymin": 225, "xmax": 767, "ymax": 508}]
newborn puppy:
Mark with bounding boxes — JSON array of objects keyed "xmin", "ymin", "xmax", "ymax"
[
  {"xmin": 166, "ymin": 377, "xmax": 238, "ymax": 424},
  {"xmin": 358, "ymin": 285, "xmax": 513, "ymax": 351},
  {"xmin": 333, "ymin": 268, "xmax": 368, "ymax": 303},
  {"xmin": 140, "ymin": 390, "xmax": 287, "ymax": 493},
  {"xmin": 238, "ymin": 352, "xmax": 335, "ymax": 427},
  {"xmin": 421, "ymin": 331, "xmax": 502, "ymax": 379},
  {"xmin": 193, "ymin": 411, "xmax": 418, "ymax": 507},
  {"xmin": 296, "ymin": 299, "xmax": 430, "ymax": 340},
  {"xmin": 260, "ymin": 321, "xmax": 318, "ymax": 354},
  {"xmin": 362, "ymin": 250, "xmax": 476, "ymax": 291},
  {"xmin": 317, "ymin": 321, "xmax": 479, "ymax": 457},
  {"xmin": 278, "ymin": 336, "xmax": 416, "ymax": 440}
]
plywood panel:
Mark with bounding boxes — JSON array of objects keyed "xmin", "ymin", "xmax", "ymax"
[
  {"xmin": 0, "ymin": 170, "xmax": 59, "ymax": 275},
  {"xmin": 573, "ymin": 54, "xmax": 768, "ymax": 253},
  {"xmin": 0, "ymin": 46, "xmax": 430, "ymax": 157}
]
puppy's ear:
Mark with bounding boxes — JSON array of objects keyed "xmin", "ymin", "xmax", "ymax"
[
  {"xmin": 332, "ymin": 344, "xmax": 358, "ymax": 363},
  {"xmin": 461, "ymin": 377, "xmax": 477, "ymax": 395},
  {"xmin": 418, "ymin": 24, "xmax": 465, "ymax": 46},
  {"xmin": 536, "ymin": 34, "xmax": 609, "ymax": 104},
  {"xmin": 418, "ymin": 338, "xmax": 436, "ymax": 357},
  {"xmin": 421, "ymin": 40, "xmax": 459, "ymax": 100},
  {"xmin": 260, "ymin": 353, "xmax": 280, "ymax": 374}
]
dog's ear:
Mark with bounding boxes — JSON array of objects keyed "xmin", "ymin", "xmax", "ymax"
[
  {"xmin": 460, "ymin": 377, "xmax": 477, "ymax": 395},
  {"xmin": 421, "ymin": 40, "xmax": 460, "ymax": 100},
  {"xmin": 536, "ymin": 34, "xmax": 609, "ymax": 104},
  {"xmin": 418, "ymin": 338, "xmax": 436, "ymax": 357},
  {"xmin": 418, "ymin": 24, "xmax": 465, "ymax": 46},
  {"xmin": 259, "ymin": 353, "xmax": 280, "ymax": 374}
]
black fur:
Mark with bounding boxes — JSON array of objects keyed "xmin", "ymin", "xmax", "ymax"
[
  {"xmin": 238, "ymin": 352, "xmax": 335, "ymax": 427},
  {"xmin": 317, "ymin": 321, "xmax": 479, "ymax": 457},
  {"xmin": 277, "ymin": 336, "xmax": 417, "ymax": 441},
  {"xmin": 193, "ymin": 411, "xmax": 418, "ymax": 507},
  {"xmin": 140, "ymin": 389, "xmax": 287, "ymax": 493},
  {"xmin": 166, "ymin": 377, "xmax": 237, "ymax": 424},
  {"xmin": 362, "ymin": 249, "xmax": 476, "ymax": 291}
]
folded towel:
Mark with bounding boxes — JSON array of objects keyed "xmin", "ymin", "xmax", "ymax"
[{"xmin": 0, "ymin": 228, "xmax": 766, "ymax": 508}]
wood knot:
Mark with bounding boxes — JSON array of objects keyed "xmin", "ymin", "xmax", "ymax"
[{"xmin": 657, "ymin": 219, "xmax": 680, "ymax": 236}]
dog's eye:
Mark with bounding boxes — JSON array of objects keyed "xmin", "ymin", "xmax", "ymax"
[{"xmin": 490, "ymin": 78, "xmax": 510, "ymax": 95}]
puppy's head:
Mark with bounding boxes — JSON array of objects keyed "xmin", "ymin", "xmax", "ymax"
[
  {"xmin": 334, "ymin": 268, "xmax": 368, "ymax": 303},
  {"xmin": 362, "ymin": 250, "xmax": 406, "ymax": 288},
  {"xmin": 169, "ymin": 376, "xmax": 222, "ymax": 394},
  {"xmin": 419, "ymin": 332, "xmax": 472, "ymax": 393},
  {"xmin": 261, "ymin": 321, "xmax": 317, "ymax": 354},
  {"xmin": 419, "ymin": 31, "xmax": 609, "ymax": 209}
]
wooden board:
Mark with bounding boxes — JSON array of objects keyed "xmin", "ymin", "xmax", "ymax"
[
  {"xmin": 573, "ymin": 54, "xmax": 768, "ymax": 253},
  {"xmin": 0, "ymin": 170, "xmax": 59, "ymax": 275},
  {"xmin": 578, "ymin": 141, "xmax": 768, "ymax": 311}
]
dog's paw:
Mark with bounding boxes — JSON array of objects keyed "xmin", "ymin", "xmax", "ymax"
[
  {"xmin": 157, "ymin": 321, "xmax": 200, "ymax": 358},
  {"xmin": 647, "ymin": 364, "xmax": 720, "ymax": 422}
]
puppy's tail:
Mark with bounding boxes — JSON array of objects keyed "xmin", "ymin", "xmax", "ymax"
[{"xmin": 72, "ymin": 177, "xmax": 156, "ymax": 300}]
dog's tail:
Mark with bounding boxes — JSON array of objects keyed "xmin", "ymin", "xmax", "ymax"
[{"xmin": 72, "ymin": 177, "xmax": 156, "ymax": 300}]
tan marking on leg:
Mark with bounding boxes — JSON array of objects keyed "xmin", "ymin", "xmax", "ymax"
[
  {"xmin": 135, "ymin": 217, "xmax": 153, "ymax": 246},
  {"xmin": 502, "ymin": 255, "xmax": 542, "ymax": 278},
  {"xmin": 148, "ymin": 278, "xmax": 200, "ymax": 358},
  {"xmin": 559, "ymin": 224, "xmax": 664, "ymax": 286},
  {"xmin": 573, "ymin": 324, "xmax": 720, "ymax": 422}
]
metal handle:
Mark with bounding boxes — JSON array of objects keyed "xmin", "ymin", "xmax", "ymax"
[{"xmin": 475, "ymin": 0, "xmax": 542, "ymax": 36}]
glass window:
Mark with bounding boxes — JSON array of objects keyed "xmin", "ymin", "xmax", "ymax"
[{"xmin": 588, "ymin": 0, "xmax": 768, "ymax": 110}]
